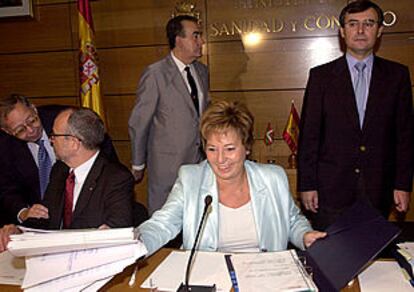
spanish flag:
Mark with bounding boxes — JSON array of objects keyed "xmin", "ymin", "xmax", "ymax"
[
  {"xmin": 282, "ymin": 102, "xmax": 300, "ymax": 154},
  {"xmin": 78, "ymin": 0, "xmax": 106, "ymax": 123}
]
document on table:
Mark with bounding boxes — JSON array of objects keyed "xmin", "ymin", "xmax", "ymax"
[
  {"xmin": 8, "ymin": 227, "xmax": 137, "ymax": 256},
  {"xmin": 141, "ymin": 250, "xmax": 232, "ymax": 291},
  {"xmin": 22, "ymin": 242, "xmax": 147, "ymax": 289},
  {"xmin": 231, "ymin": 250, "xmax": 317, "ymax": 292},
  {"xmin": 359, "ymin": 261, "xmax": 413, "ymax": 292},
  {"xmin": 0, "ymin": 250, "xmax": 25, "ymax": 285},
  {"xmin": 141, "ymin": 249, "xmax": 316, "ymax": 292}
]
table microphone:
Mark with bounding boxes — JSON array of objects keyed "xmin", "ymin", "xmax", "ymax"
[{"xmin": 177, "ymin": 195, "xmax": 216, "ymax": 292}]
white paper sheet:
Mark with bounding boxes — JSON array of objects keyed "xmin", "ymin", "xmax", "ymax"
[
  {"xmin": 8, "ymin": 227, "xmax": 136, "ymax": 257},
  {"xmin": 359, "ymin": 261, "xmax": 413, "ymax": 292},
  {"xmin": 24, "ymin": 255, "xmax": 136, "ymax": 291},
  {"xmin": 231, "ymin": 250, "xmax": 317, "ymax": 292},
  {"xmin": 141, "ymin": 250, "xmax": 232, "ymax": 291},
  {"xmin": 23, "ymin": 241, "xmax": 147, "ymax": 288},
  {"xmin": 0, "ymin": 251, "xmax": 25, "ymax": 285}
]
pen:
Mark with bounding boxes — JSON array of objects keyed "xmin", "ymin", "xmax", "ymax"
[{"xmin": 225, "ymin": 254, "xmax": 239, "ymax": 292}]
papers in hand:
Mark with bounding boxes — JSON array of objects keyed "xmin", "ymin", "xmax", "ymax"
[
  {"xmin": 141, "ymin": 249, "xmax": 317, "ymax": 292},
  {"xmin": 5, "ymin": 227, "xmax": 147, "ymax": 291},
  {"xmin": 8, "ymin": 227, "xmax": 137, "ymax": 256}
]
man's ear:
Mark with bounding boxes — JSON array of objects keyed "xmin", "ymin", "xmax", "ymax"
[
  {"xmin": 1, "ymin": 125, "xmax": 12, "ymax": 135},
  {"xmin": 377, "ymin": 26, "xmax": 384, "ymax": 38},
  {"xmin": 339, "ymin": 27, "xmax": 345, "ymax": 38}
]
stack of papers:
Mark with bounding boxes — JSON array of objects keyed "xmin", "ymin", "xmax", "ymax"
[
  {"xmin": 141, "ymin": 249, "xmax": 317, "ymax": 292},
  {"xmin": 4, "ymin": 227, "xmax": 147, "ymax": 291},
  {"xmin": 358, "ymin": 261, "xmax": 413, "ymax": 292},
  {"xmin": 0, "ymin": 251, "xmax": 25, "ymax": 285},
  {"xmin": 397, "ymin": 242, "xmax": 414, "ymax": 268},
  {"xmin": 8, "ymin": 227, "xmax": 138, "ymax": 256}
]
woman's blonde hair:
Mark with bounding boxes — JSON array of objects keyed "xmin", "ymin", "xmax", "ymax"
[{"xmin": 200, "ymin": 100, "xmax": 254, "ymax": 151}]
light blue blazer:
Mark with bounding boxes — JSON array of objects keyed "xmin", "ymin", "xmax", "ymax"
[{"xmin": 138, "ymin": 160, "xmax": 313, "ymax": 256}]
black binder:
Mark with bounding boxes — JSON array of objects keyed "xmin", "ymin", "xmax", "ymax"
[{"xmin": 305, "ymin": 201, "xmax": 401, "ymax": 291}]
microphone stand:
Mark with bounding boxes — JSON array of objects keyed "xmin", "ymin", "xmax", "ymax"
[{"xmin": 177, "ymin": 195, "xmax": 216, "ymax": 292}]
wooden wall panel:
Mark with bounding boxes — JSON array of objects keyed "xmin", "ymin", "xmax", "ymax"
[
  {"xmin": 375, "ymin": 33, "xmax": 414, "ymax": 75},
  {"xmin": 94, "ymin": 0, "xmax": 193, "ymax": 47},
  {"xmin": 0, "ymin": 4, "xmax": 74, "ymax": 53},
  {"xmin": 209, "ymin": 37, "xmax": 342, "ymax": 91},
  {"xmin": 68, "ymin": 0, "xmax": 207, "ymax": 48},
  {"xmin": 113, "ymin": 140, "xmax": 147, "ymax": 204},
  {"xmin": 103, "ymin": 94, "xmax": 135, "ymax": 140},
  {"xmin": 211, "ymin": 91, "xmax": 303, "ymax": 139},
  {"xmin": 210, "ymin": 33, "xmax": 414, "ymax": 92},
  {"xmin": 0, "ymin": 51, "xmax": 78, "ymax": 97},
  {"xmin": 99, "ymin": 46, "xmax": 170, "ymax": 95},
  {"xmin": 38, "ymin": 0, "xmax": 72, "ymax": 4},
  {"xmin": 30, "ymin": 97, "xmax": 79, "ymax": 106},
  {"xmin": 207, "ymin": 0, "xmax": 414, "ymax": 41}
]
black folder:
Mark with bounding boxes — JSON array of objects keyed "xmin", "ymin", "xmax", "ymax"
[{"xmin": 305, "ymin": 201, "xmax": 401, "ymax": 291}]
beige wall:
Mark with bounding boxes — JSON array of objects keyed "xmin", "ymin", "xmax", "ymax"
[{"xmin": 0, "ymin": 0, "xmax": 413, "ymax": 219}]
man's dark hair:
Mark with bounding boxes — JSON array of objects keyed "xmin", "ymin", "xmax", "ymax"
[
  {"xmin": 166, "ymin": 15, "xmax": 199, "ymax": 50},
  {"xmin": 67, "ymin": 108, "xmax": 105, "ymax": 150},
  {"xmin": 339, "ymin": 0, "xmax": 384, "ymax": 28},
  {"xmin": 0, "ymin": 94, "xmax": 33, "ymax": 128}
]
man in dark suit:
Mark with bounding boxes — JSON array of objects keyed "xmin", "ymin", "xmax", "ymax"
[
  {"xmin": 23, "ymin": 107, "xmax": 134, "ymax": 229},
  {"xmin": 128, "ymin": 15, "xmax": 209, "ymax": 214},
  {"xmin": 0, "ymin": 94, "xmax": 118, "ymax": 226},
  {"xmin": 0, "ymin": 108, "xmax": 134, "ymax": 250},
  {"xmin": 298, "ymin": 0, "xmax": 413, "ymax": 230}
]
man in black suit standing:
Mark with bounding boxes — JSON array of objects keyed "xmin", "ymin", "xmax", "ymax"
[
  {"xmin": 0, "ymin": 94, "xmax": 117, "ymax": 226},
  {"xmin": 298, "ymin": 0, "xmax": 413, "ymax": 230}
]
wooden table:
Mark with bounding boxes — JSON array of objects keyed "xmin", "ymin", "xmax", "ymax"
[{"xmin": 1, "ymin": 248, "xmax": 360, "ymax": 291}]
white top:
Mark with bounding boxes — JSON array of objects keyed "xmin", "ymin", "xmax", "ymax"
[
  {"xmin": 218, "ymin": 201, "xmax": 260, "ymax": 253},
  {"xmin": 71, "ymin": 151, "xmax": 100, "ymax": 211}
]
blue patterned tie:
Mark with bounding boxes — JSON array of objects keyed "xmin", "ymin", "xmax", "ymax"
[
  {"xmin": 38, "ymin": 139, "xmax": 52, "ymax": 198},
  {"xmin": 354, "ymin": 62, "xmax": 367, "ymax": 128}
]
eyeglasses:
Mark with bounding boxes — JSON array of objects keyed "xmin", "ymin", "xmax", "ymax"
[
  {"xmin": 12, "ymin": 114, "xmax": 40, "ymax": 138},
  {"xmin": 344, "ymin": 19, "xmax": 379, "ymax": 30},
  {"xmin": 49, "ymin": 132, "xmax": 82, "ymax": 141}
]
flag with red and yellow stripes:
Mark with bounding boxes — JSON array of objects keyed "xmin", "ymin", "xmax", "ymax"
[
  {"xmin": 282, "ymin": 102, "xmax": 300, "ymax": 154},
  {"xmin": 78, "ymin": 0, "xmax": 105, "ymax": 123}
]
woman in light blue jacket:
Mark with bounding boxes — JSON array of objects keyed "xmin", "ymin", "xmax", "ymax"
[{"xmin": 138, "ymin": 100, "xmax": 326, "ymax": 256}]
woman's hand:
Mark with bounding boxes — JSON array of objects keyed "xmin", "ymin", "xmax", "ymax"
[{"xmin": 303, "ymin": 231, "xmax": 327, "ymax": 248}]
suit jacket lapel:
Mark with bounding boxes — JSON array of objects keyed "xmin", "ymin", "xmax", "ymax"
[
  {"xmin": 72, "ymin": 154, "xmax": 104, "ymax": 220},
  {"xmin": 362, "ymin": 56, "xmax": 384, "ymax": 132},
  {"xmin": 334, "ymin": 56, "xmax": 361, "ymax": 133},
  {"xmin": 165, "ymin": 55, "xmax": 199, "ymax": 117},
  {"xmin": 245, "ymin": 162, "xmax": 267, "ymax": 245},
  {"xmin": 15, "ymin": 141, "xmax": 41, "ymax": 200},
  {"xmin": 200, "ymin": 163, "xmax": 219, "ymax": 249},
  {"xmin": 193, "ymin": 62, "xmax": 209, "ymax": 111}
]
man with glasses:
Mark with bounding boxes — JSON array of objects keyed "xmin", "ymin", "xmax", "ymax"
[
  {"xmin": 298, "ymin": 0, "xmax": 413, "ymax": 229},
  {"xmin": 0, "ymin": 108, "xmax": 134, "ymax": 250},
  {"xmin": 0, "ymin": 94, "xmax": 118, "ymax": 226},
  {"xmin": 22, "ymin": 108, "xmax": 134, "ymax": 230}
]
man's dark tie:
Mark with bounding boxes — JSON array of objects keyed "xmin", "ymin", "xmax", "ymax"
[
  {"xmin": 185, "ymin": 66, "xmax": 200, "ymax": 116},
  {"xmin": 63, "ymin": 171, "xmax": 75, "ymax": 229},
  {"xmin": 37, "ymin": 139, "xmax": 52, "ymax": 198}
]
